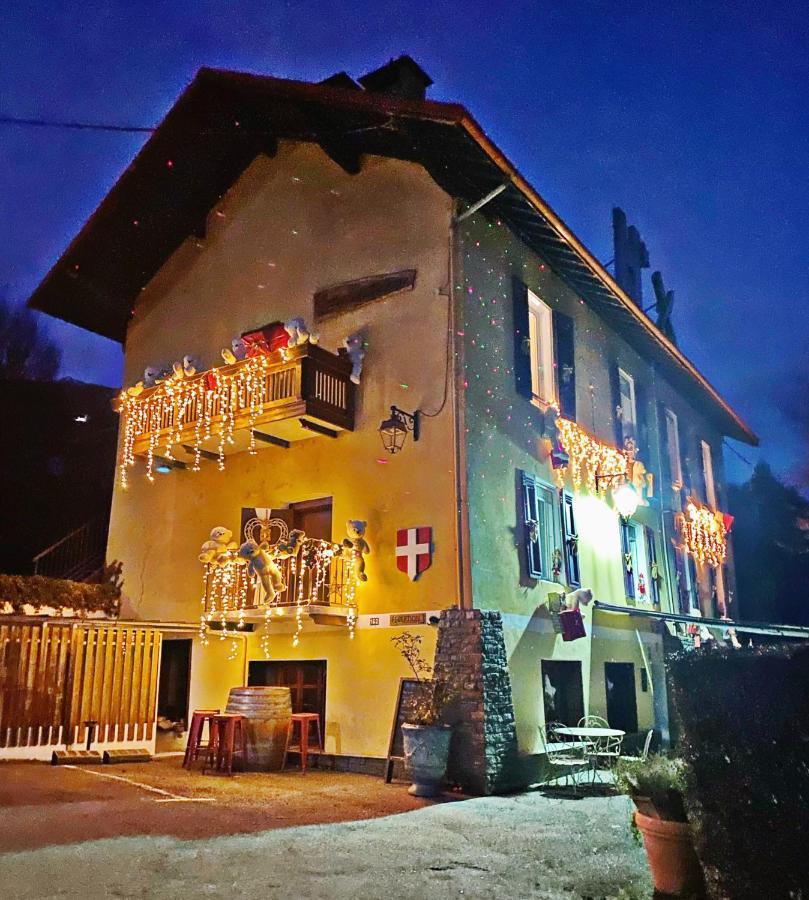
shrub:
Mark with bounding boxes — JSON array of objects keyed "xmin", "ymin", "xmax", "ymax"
[
  {"xmin": 615, "ymin": 755, "xmax": 688, "ymax": 822},
  {"xmin": 0, "ymin": 565, "xmax": 122, "ymax": 617}
]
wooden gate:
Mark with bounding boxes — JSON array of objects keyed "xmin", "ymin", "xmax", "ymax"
[{"xmin": 0, "ymin": 622, "xmax": 162, "ymax": 749}]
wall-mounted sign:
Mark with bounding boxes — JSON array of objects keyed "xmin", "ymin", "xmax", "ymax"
[
  {"xmin": 395, "ymin": 527, "xmax": 432, "ymax": 581},
  {"xmin": 389, "ymin": 613, "xmax": 427, "ymax": 626}
]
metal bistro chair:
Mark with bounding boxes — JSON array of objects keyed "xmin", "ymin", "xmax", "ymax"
[
  {"xmin": 621, "ymin": 728, "xmax": 655, "ymax": 764},
  {"xmin": 577, "ymin": 715, "xmax": 622, "ymax": 776},
  {"xmin": 539, "ymin": 722, "xmax": 588, "ymax": 790}
]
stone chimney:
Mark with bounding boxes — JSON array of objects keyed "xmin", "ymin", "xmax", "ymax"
[
  {"xmin": 358, "ymin": 55, "xmax": 433, "ymax": 100},
  {"xmin": 612, "ymin": 207, "xmax": 649, "ymax": 307}
]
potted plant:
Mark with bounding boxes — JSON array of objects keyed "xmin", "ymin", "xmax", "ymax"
[
  {"xmin": 391, "ymin": 631, "xmax": 455, "ymax": 797},
  {"xmin": 615, "ymin": 756, "xmax": 703, "ymax": 897}
]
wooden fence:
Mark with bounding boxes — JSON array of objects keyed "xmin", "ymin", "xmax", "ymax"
[{"xmin": 0, "ymin": 622, "xmax": 162, "ymax": 749}]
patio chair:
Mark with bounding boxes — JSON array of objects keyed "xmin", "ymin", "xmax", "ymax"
[
  {"xmin": 539, "ymin": 722, "xmax": 589, "ymax": 789},
  {"xmin": 577, "ymin": 715, "xmax": 609, "ymax": 728},
  {"xmin": 577, "ymin": 715, "xmax": 621, "ymax": 774},
  {"xmin": 621, "ymin": 728, "xmax": 655, "ymax": 763}
]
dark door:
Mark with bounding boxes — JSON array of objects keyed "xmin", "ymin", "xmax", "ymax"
[
  {"xmin": 248, "ymin": 660, "xmax": 326, "ymax": 725},
  {"xmin": 541, "ymin": 660, "xmax": 584, "ymax": 726},
  {"xmin": 605, "ymin": 662, "xmax": 638, "ymax": 733},
  {"xmin": 157, "ymin": 639, "xmax": 192, "ymax": 725}
]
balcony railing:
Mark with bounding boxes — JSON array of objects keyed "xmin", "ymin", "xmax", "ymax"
[
  {"xmin": 201, "ymin": 538, "xmax": 359, "ymax": 628},
  {"xmin": 117, "ymin": 345, "xmax": 354, "ymax": 484}
]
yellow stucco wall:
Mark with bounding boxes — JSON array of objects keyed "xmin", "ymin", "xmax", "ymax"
[{"xmin": 108, "ymin": 142, "xmax": 456, "ymax": 758}]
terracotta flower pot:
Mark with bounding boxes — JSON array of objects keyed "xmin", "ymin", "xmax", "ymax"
[
  {"xmin": 401, "ymin": 723, "xmax": 452, "ymax": 797},
  {"xmin": 634, "ymin": 810, "xmax": 703, "ymax": 896}
]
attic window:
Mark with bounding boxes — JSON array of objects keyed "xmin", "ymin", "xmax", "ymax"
[{"xmin": 314, "ymin": 269, "xmax": 416, "ymax": 320}]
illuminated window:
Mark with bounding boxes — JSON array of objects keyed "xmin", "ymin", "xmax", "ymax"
[
  {"xmin": 527, "ymin": 290, "xmax": 556, "ymax": 405},
  {"xmin": 665, "ymin": 409, "xmax": 683, "ymax": 488},
  {"xmin": 619, "ymin": 519, "xmax": 652, "ymax": 602}
]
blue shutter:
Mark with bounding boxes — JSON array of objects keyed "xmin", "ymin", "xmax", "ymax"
[
  {"xmin": 644, "ymin": 525, "xmax": 661, "ymax": 606},
  {"xmin": 561, "ymin": 491, "xmax": 580, "ymax": 587},
  {"xmin": 553, "ymin": 310, "xmax": 576, "ymax": 420},
  {"xmin": 521, "ymin": 472, "xmax": 543, "ymax": 578},
  {"xmin": 609, "ymin": 363, "xmax": 623, "ymax": 448},
  {"xmin": 619, "ymin": 519, "xmax": 636, "ymax": 598}
]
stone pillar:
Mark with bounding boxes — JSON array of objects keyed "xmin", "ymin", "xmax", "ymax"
[{"xmin": 433, "ymin": 608, "xmax": 524, "ymax": 794}]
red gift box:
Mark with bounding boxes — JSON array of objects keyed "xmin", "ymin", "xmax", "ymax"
[
  {"xmin": 241, "ymin": 322, "xmax": 290, "ymax": 357},
  {"xmin": 559, "ymin": 608, "xmax": 586, "ymax": 642}
]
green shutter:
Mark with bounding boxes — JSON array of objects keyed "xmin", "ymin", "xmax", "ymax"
[{"xmin": 512, "ymin": 278, "xmax": 532, "ymax": 400}]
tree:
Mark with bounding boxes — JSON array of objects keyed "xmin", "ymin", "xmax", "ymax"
[
  {"xmin": 0, "ymin": 289, "xmax": 61, "ymax": 381},
  {"xmin": 728, "ymin": 462, "xmax": 809, "ymax": 625}
]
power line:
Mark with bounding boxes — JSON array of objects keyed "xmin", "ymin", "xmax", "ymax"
[
  {"xmin": 723, "ymin": 440, "xmax": 755, "ymax": 469},
  {"xmin": 0, "ymin": 115, "xmax": 155, "ymax": 134}
]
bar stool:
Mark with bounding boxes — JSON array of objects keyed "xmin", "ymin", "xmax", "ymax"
[
  {"xmin": 282, "ymin": 712, "xmax": 323, "ymax": 774},
  {"xmin": 204, "ymin": 713, "xmax": 248, "ymax": 776},
  {"xmin": 182, "ymin": 709, "xmax": 220, "ymax": 768}
]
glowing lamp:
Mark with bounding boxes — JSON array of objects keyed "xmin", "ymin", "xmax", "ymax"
[
  {"xmin": 379, "ymin": 406, "xmax": 420, "ymax": 454},
  {"xmin": 612, "ymin": 482, "xmax": 640, "ymax": 520},
  {"xmin": 155, "ymin": 462, "xmax": 172, "ymax": 475}
]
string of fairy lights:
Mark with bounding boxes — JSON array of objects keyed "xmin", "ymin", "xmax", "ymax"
[
  {"xmin": 199, "ymin": 537, "xmax": 361, "ymax": 658},
  {"xmin": 459, "ymin": 215, "xmax": 728, "ymax": 572}
]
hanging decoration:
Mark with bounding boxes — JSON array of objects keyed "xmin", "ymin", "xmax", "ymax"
[
  {"xmin": 553, "ymin": 417, "xmax": 632, "ymax": 493},
  {"xmin": 679, "ymin": 500, "xmax": 729, "ymax": 568}
]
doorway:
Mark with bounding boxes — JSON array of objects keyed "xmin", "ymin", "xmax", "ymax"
[
  {"xmin": 248, "ymin": 660, "xmax": 327, "ymax": 726},
  {"xmin": 540, "ymin": 659, "xmax": 584, "ymax": 726},
  {"xmin": 156, "ymin": 638, "xmax": 192, "ymax": 752},
  {"xmin": 604, "ymin": 662, "xmax": 638, "ymax": 733}
]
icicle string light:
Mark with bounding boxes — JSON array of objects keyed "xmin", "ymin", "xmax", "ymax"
[
  {"xmin": 554, "ymin": 417, "xmax": 631, "ymax": 492},
  {"xmin": 679, "ymin": 500, "xmax": 728, "ymax": 568},
  {"xmin": 118, "ymin": 355, "xmax": 278, "ymax": 487},
  {"xmin": 198, "ymin": 537, "xmax": 361, "ymax": 653}
]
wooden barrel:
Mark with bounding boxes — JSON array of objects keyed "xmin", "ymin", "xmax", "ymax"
[{"xmin": 225, "ymin": 686, "xmax": 292, "ymax": 771}]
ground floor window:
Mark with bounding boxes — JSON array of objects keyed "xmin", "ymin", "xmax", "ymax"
[
  {"xmin": 249, "ymin": 659, "xmax": 327, "ymax": 726},
  {"xmin": 604, "ymin": 662, "xmax": 638, "ymax": 734},
  {"xmin": 541, "ymin": 659, "xmax": 584, "ymax": 726}
]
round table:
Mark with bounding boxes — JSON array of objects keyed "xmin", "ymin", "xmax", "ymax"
[{"xmin": 553, "ymin": 726, "xmax": 626, "ymax": 783}]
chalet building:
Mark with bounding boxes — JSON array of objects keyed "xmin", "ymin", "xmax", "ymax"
[{"xmin": 22, "ymin": 56, "xmax": 758, "ymax": 788}]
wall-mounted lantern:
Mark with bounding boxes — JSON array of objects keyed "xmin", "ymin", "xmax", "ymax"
[
  {"xmin": 595, "ymin": 472, "xmax": 639, "ymax": 521},
  {"xmin": 379, "ymin": 406, "xmax": 420, "ymax": 454}
]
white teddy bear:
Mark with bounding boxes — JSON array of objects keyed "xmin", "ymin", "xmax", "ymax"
[
  {"xmin": 284, "ymin": 317, "xmax": 319, "ymax": 347},
  {"xmin": 198, "ymin": 526, "xmax": 238, "ymax": 566}
]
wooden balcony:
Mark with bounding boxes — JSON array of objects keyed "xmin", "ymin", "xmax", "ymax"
[{"xmin": 118, "ymin": 345, "xmax": 354, "ymax": 479}]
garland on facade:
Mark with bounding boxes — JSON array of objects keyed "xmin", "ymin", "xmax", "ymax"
[
  {"xmin": 117, "ymin": 355, "xmax": 273, "ymax": 488},
  {"xmin": 679, "ymin": 501, "xmax": 728, "ymax": 568},
  {"xmin": 553, "ymin": 417, "xmax": 631, "ymax": 492},
  {"xmin": 198, "ymin": 535, "xmax": 360, "ymax": 658}
]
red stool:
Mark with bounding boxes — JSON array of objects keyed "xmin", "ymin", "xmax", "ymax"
[
  {"xmin": 204, "ymin": 714, "xmax": 248, "ymax": 775},
  {"xmin": 282, "ymin": 713, "xmax": 323, "ymax": 774},
  {"xmin": 182, "ymin": 709, "xmax": 220, "ymax": 768}
]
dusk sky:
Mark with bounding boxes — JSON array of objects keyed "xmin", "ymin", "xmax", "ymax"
[{"xmin": 2, "ymin": 1, "xmax": 807, "ymax": 487}]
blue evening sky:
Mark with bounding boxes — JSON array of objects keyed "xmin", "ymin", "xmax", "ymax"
[{"xmin": 1, "ymin": 1, "xmax": 807, "ymax": 486}]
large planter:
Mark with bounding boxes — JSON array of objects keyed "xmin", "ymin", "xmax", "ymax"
[
  {"xmin": 634, "ymin": 810, "xmax": 703, "ymax": 896},
  {"xmin": 225, "ymin": 686, "xmax": 292, "ymax": 771},
  {"xmin": 401, "ymin": 723, "xmax": 452, "ymax": 797}
]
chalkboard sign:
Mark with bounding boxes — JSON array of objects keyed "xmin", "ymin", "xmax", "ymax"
[{"xmin": 384, "ymin": 677, "xmax": 429, "ymax": 783}]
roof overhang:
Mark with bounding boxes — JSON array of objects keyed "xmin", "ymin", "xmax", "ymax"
[{"xmin": 26, "ymin": 67, "xmax": 757, "ymax": 444}]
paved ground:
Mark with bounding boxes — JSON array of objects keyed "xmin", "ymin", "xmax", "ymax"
[{"xmin": 0, "ymin": 758, "xmax": 652, "ymax": 899}]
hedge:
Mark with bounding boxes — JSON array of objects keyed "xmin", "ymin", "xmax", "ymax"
[{"xmin": 0, "ymin": 565, "xmax": 121, "ymax": 618}]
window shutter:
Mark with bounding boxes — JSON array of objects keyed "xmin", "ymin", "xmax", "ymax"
[
  {"xmin": 553, "ymin": 310, "xmax": 576, "ymax": 420},
  {"xmin": 634, "ymin": 378, "xmax": 650, "ymax": 461},
  {"xmin": 560, "ymin": 490, "xmax": 580, "ymax": 587},
  {"xmin": 521, "ymin": 472, "xmax": 543, "ymax": 578},
  {"xmin": 673, "ymin": 548, "xmax": 689, "ymax": 614},
  {"xmin": 644, "ymin": 525, "xmax": 661, "ymax": 606},
  {"xmin": 512, "ymin": 278, "xmax": 532, "ymax": 399},
  {"xmin": 657, "ymin": 403, "xmax": 671, "ymax": 486},
  {"xmin": 619, "ymin": 519, "xmax": 636, "ymax": 598},
  {"xmin": 609, "ymin": 363, "xmax": 623, "ymax": 448}
]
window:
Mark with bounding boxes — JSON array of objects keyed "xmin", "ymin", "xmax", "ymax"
[
  {"xmin": 619, "ymin": 519, "xmax": 653, "ymax": 602},
  {"xmin": 541, "ymin": 660, "xmax": 584, "ymax": 727},
  {"xmin": 701, "ymin": 440, "xmax": 717, "ymax": 508},
  {"xmin": 527, "ymin": 289, "xmax": 556, "ymax": 405},
  {"xmin": 560, "ymin": 491, "xmax": 580, "ymax": 587},
  {"xmin": 665, "ymin": 409, "xmax": 683, "ymax": 488},
  {"xmin": 618, "ymin": 368, "xmax": 637, "ymax": 444},
  {"xmin": 521, "ymin": 472, "xmax": 561, "ymax": 580}
]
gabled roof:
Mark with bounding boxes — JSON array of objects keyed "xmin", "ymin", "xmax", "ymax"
[{"xmin": 26, "ymin": 66, "xmax": 757, "ymax": 444}]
